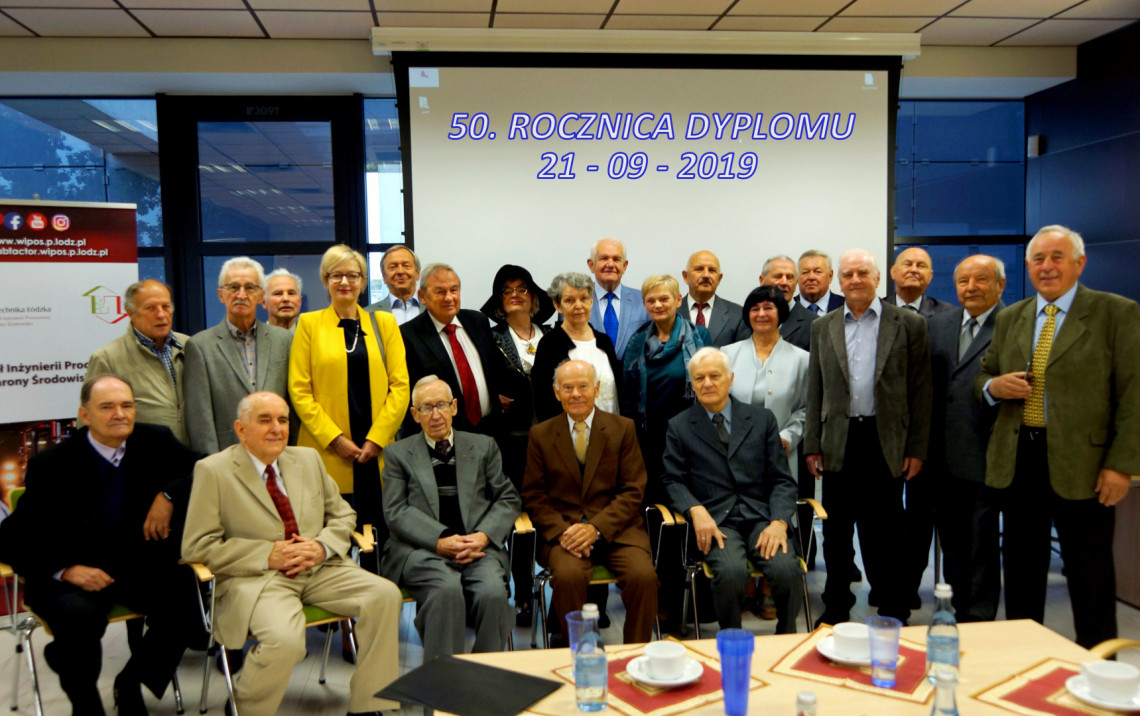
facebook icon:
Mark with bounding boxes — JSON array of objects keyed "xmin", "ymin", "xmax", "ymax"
[{"xmin": 3, "ymin": 212, "xmax": 22, "ymax": 230}]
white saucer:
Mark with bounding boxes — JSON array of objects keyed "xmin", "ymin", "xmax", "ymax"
[
  {"xmin": 626, "ymin": 656, "xmax": 704, "ymax": 688},
  {"xmin": 1065, "ymin": 675, "xmax": 1140, "ymax": 712},
  {"xmin": 816, "ymin": 636, "xmax": 872, "ymax": 666}
]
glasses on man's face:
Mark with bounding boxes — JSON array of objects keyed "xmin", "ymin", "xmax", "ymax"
[
  {"xmin": 328, "ymin": 272, "xmax": 363, "ymax": 284},
  {"xmin": 223, "ymin": 283, "xmax": 263, "ymax": 295},
  {"xmin": 502, "ymin": 286, "xmax": 529, "ymax": 297},
  {"xmin": 414, "ymin": 400, "xmax": 454, "ymax": 417}
]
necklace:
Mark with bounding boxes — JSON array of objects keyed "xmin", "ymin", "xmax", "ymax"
[
  {"xmin": 511, "ymin": 323, "xmax": 538, "ymax": 354},
  {"xmin": 345, "ymin": 321, "xmax": 360, "ymax": 353}
]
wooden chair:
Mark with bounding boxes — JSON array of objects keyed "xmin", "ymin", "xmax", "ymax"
[{"xmin": 1089, "ymin": 638, "xmax": 1140, "ymax": 659}]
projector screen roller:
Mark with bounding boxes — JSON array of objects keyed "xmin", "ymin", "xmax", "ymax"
[{"xmin": 395, "ymin": 56, "xmax": 898, "ymax": 311}]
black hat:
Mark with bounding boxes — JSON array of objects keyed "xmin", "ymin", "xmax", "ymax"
[{"xmin": 480, "ymin": 264, "xmax": 555, "ymax": 326}]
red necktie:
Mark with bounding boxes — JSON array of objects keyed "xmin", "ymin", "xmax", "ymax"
[
  {"xmin": 264, "ymin": 464, "xmax": 298, "ymax": 539},
  {"xmin": 695, "ymin": 303, "xmax": 708, "ymax": 327},
  {"xmin": 442, "ymin": 324, "xmax": 482, "ymax": 426}
]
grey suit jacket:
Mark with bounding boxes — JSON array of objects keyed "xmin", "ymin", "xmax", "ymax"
[
  {"xmin": 887, "ymin": 293, "xmax": 957, "ymax": 320},
  {"xmin": 662, "ymin": 398, "xmax": 797, "ymax": 527},
  {"xmin": 780, "ymin": 302, "xmax": 816, "ymax": 352},
  {"xmin": 804, "ymin": 301, "xmax": 932, "ymax": 476},
  {"xmin": 589, "ymin": 283, "xmax": 650, "ymax": 361},
  {"xmin": 681, "ymin": 295, "xmax": 750, "ymax": 348},
  {"xmin": 380, "ymin": 431, "xmax": 521, "ymax": 580},
  {"xmin": 366, "ymin": 296, "xmax": 391, "ymax": 313},
  {"xmin": 184, "ymin": 319, "xmax": 292, "ymax": 455},
  {"xmin": 928, "ymin": 303, "xmax": 1002, "ymax": 483}
]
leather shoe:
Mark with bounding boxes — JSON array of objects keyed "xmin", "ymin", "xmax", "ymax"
[
  {"xmin": 216, "ymin": 648, "xmax": 245, "ymax": 675},
  {"xmin": 813, "ymin": 612, "xmax": 848, "ymax": 630},
  {"xmin": 224, "ymin": 698, "xmax": 235, "ymax": 716},
  {"xmin": 113, "ymin": 671, "xmax": 148, "ymax": 716},
  {"xmin": 515, "ymin": 602, "xmax": 532, "ymax": 628}
]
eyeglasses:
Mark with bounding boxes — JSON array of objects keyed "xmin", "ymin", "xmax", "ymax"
[
  {"xmin": 501, "ymin": 286, "xmax": 530, "ymax": 297},
  {"xmin": 414, "ymin": 400, "xmax": 454, "ymax": 416},
  {"xmin": 328, "ymin": 272, "xmax": 363, "ymax": 284},
  {"xmin": 223, "ymin": 283, "xmax": 263, "ymax": 294}
]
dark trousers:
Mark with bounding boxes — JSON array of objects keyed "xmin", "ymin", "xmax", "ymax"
[
  {"xmin": 27, "ymin": 561, "xmax": 199, "ymax": 714},
  {"xmin": 820, "ymin": 417, "xmax": 909, "ymax": 622},
  {"xmin": 935, "ymin": 474, "xmax": 1000, "ymax": 622},
  {"xmin": 796, "ymin": 446, "xmax": 818, "ymax": 569},
  {"xmin": 996, "ymin": 428, "xmax": 1117, "ymax": 648},
  {"xmin": 545, "ymin": 542, "xmax": 659, "ymax": 644},
  {"xmin": 901, "ymin": 468, "xmax": 935, "ymax": 600},
  {"xmin": 703, "ymin": 514, "xmax": 802, "ymax": 633}
]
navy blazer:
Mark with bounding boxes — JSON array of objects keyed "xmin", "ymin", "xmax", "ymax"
[
  {"xmin": 887, "ymin": 293, "xmax": 958, "ymax": 320},
  {"xmin": 780, "ymin": 302, "xmax": 816, "ymax": 352},
  {"xmin": 793, "ymin": 292, "xmax": 845, "ymax": 314}
]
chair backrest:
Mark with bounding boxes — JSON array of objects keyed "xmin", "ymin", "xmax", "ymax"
[{"xmin": 9, "ymin": 487, "xmax": 24, "ymax": 513}]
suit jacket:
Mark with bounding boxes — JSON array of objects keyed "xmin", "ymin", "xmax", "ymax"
[
  {"xmin": 522, "ymin": 410, "xmax": 651, "ymax": 556},
  {"xmin": 680, "ymin": 295, "xmax": 750, "ymax": 348},
  {"xmin": 887, "ymin": 293, "xmax": 957, "ymax": 320},
  {"xmin": 977, "ymin": 285, "xmax": 1140, "ymax": 499},
  {"xmin": 380, "ymin": 431, "xmax": 521, "ymax": 580},
  {"xmin": 793, "ymin": 292, "xmax": 845, "ymax": 314},
  {"xmin": 86, "ymin": 327, "xmax": 190, "ymax": 443},
  {"xmin": 400, "ymin": 309, "xmax": 509, "ymax": 435},
  {"xmin": 804, "ymin": 301, "xmax": 932, "ymax": 476},
  {"xmin": 184, "ymin": 319, "xmax": 292, "ymax": 454},
  {"xmin": 288, "ymin": 306, "xmax": 409, "ymax": 494},
  {"xmin": 780, "ymin": 302, "xmax": 816, "ymax": 352},
  {"xmin": 662, "ymin": 398, "xmax": 797, "ymax": 527},
  {"xmin": 0, "ymin": 425, "xmax": 199, "ymax": 588},
  {"xmin": 367, "ymin": 296, "xmax": 391, "ymax": 313},
  {"xmin": 929, "ymin": 303, "xmax": 1002, "ymax": 483},
  {"xmin": 589, "ymin": 284, "xmax": 650, "ymax": 361},
  {"xmin": 182, "ymin": 445, "xmax": 359, "ymax": 646}
]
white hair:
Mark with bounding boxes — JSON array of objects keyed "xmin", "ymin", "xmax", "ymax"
[
  {"xmin": 265, "ymin": 267, "xmax": 302, "ymax": 293},
  {"xmin": 218, "ymin": 257, "xmax": 266, "ymax": 289},
  {"xmin": 1027, "ymin": 225, "xmax": 1086, "ymax": 261},
  {"xmin": 838, "ymin": 249, "xmax": 879, "ymax": 277},
  {"xmin": 412, "ymin": 375, "xmax": 452, "ymax": 405},
  {"xmin": 590, "ymin": 238, "xmax": 627, "ymax": 262},
  {"xmin": 687, "ymin": 347, "xmax": 733, "ymax": 379},
  {"xmin": 954, "ymin": 254, "xmax": 1007, "ymax": 283}
]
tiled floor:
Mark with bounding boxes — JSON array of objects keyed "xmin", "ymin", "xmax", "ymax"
[{"xmin": 5, "ymin": 528, "xmax": 1140, "ymax": 715}]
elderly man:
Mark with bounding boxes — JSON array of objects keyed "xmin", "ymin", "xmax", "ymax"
[
  {"xmin": 185, "ymin": 257, "xmax": 292, "ymax": 455},
  {"xmin": 663, "ymin": 348, "xmax": 801, "ymax": 632},
  {"xmin": 679, "ymin": 250, "xmax": 749, "ymax": 348},
  {"xmin": 916, "ymin": 254, "xmax": 1006, "ymax": 622},
  {"xmin": 887, "ymin": 247, "xmax": 956, "ymax": 318},
  {"xmin": 979, "ymin": 225, "xmax": 1140, "ymax": 648},
  {"xmin": 805, "ymin": 249, "xmax": 931, "ymax": 627},
  {"xmin": 367, "ymin": 245, "xmax": 423, "ymax": 325},
  {"xmin": 381, "ymin": 376, "xmax": 520, "ymax": 660},
  {"xmin": 587, "ymin": 238, "xmax": 649, "ymax": 360},
  {"xmin": 182, "ymin": 392, "xmax": 402, "ymax": 716},
  {"xmin": 262, "ymin": 268, "xmax": 302, "ymax": 331},
  {"xmin": 86, "ymin": 280, "xmax": 189, "ymax": 443},
  {"xmin": 761, "ymin": 255, "xmax": 814, "ymax": 353},
  {"xmin": 795, "ymin": 250, "xmax": 845, "ymax": 316},
  {"xmin": 400, "ymin": 263, "xmax": 509, "ymax": 437},
  {"xmin": 0, "ymin": 374, "xmax": 200, "ymax": 715},
  {"xmin": 522, "ymin": 360, "xmax": 658, "ymax": 644}
]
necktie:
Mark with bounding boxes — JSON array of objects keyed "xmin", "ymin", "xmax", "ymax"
[
  {"xmin": 264, "ymin": 464, "xmax": 298, "ymax": 540},
  {"xmin": 712, "ymin": 413, "xmax": 730, "ymax": 446},
  {"xmin": 695, "ymin": 303, "xmax": 708, "ymax": 327},
  {"xmin": 435, "ymin": 438, "xmax": 451, "ymax": 461},
  {"xmin": 811, "ymin": 303, "xmax": 821, "ymax": 315},
  {"xmin": 603, "ymin": 291, "xmax": 619, "ymax": 346},
  {"xmin": 905, "ymin": 305, "xmax": 919, "ymax": 313},
  {"xmin": 442, "ymin": 324, "xmax": 482, "ymax": 427},
  {"xmin": 573, "ymin": 421, "xmax": 588, "ymax": 464},
  {"xmin": 1023, "ymin": 304, "xmax": 1059, "ymax": 428},
  {"xmin": 958, "ymin": 316, "xmax": 978, "ymax": 361}
]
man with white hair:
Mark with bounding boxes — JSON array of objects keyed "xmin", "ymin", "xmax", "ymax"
[
  {"xmin": 262, "ymin": 268, "xmax": 302, "ymax": 332},
  {"xmin": 804, "ymin": 249, "xmax": 931, "ymax": 627},
  {"xmin": 979, "ymin": 225, "xmax": 1140, "ymax": 648},
  {"xmin": 587, "ymin": 238, "xmax": 649, "ymax": 360},
  {"xmin": 663, "ymin": 347, "xmax": 801, "ymax": 632}
]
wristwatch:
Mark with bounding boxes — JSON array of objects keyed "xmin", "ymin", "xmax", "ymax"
[
  {"xmin": 594, "ymin": 527, "xmax": 603, "ymax": 543},
  {"xmin": 162, "ymin": 491, "xmax": 174, "ymax": 502}
]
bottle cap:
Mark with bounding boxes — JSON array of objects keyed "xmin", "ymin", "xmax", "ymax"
[
  {"xmin": 934, "ymin": 583, "xmax": 953, "ymax": 599},
  {"xmin": 582, "ymin": 603, "xmax": 599, "ymax": 617},
  {"xmin": 796, "ymin": 691, "xmax": 817, "ymax": 706}
]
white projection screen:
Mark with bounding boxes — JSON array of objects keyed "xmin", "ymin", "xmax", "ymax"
[{"xmin": 393, "ymin": 54, "xmax": 900, "ymax": 308}]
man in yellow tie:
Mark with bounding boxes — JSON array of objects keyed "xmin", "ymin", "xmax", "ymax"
[{"xmin": 978, "ymin": 225, "xmax": 1140, "ymax": 648}]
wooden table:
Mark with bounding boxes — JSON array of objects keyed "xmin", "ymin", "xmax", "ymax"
[{"xmin": 454, "ymin": 620, "xmax": 1094, "ymax": 715}]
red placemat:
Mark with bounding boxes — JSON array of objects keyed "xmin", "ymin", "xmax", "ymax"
[
  {"xmin": 770, "ymin": 627, "xmax": 935, "ymax": 704},
  {"xmin": 549, "ymin": 642, "xmax": 768, "ymax": 716},
  {"xmin": 974, "ymin": 658, "xmax": 1125, "ymax": 716}
]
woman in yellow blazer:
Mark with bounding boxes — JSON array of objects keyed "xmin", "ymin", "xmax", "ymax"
[{"xmin": 289, "ymin": 244, "xmax": 409, "ymax": 550}]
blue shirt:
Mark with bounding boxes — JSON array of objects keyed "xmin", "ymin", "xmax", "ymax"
[
  {"xmin": 844, "ymin": 298, "xmax": 882, "ymax": 417},
  {"xmin": 133, "ymin": 327, "xmax": 182, "ymax": 388}
]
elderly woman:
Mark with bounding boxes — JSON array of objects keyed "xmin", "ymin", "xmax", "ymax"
[
  {"xmin": 289, "ymin": 244, "xmax": 409, "ymax": 549},
  {"xmin": 532, "ymin": 272, "xmax": 622, "ymax": 422},
  {"xmin": 621, "ymin": 274, "xmax": 711, "ymax": 503}
]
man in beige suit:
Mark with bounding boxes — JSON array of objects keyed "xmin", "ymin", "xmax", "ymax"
[{"xmin": 182, "ymin": 392, "xmax": 402, "ymax": 716}]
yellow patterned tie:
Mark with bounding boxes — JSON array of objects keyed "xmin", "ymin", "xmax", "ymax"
[
  {"xmin": 1023, "ymin": 304, "xmax": 1059, "ymax": 427},
  {"xmin": 573, "ymin": 421, "xmax": 588, "ymax": 464}
]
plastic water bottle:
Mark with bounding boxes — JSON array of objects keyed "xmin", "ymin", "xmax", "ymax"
[
  {"xmin": 926, "ymin": 583, "xmax": 959, "ymax": 684},
  {"xmin": 930, "ymin": 666, "xmax": 960, "ymax": 715},
  {"xmin": 575, "ymin": 603, "xmax": 607, "ymax": 712},
  {"xmin": 795, "ymin": 691, "xmax": 818, "ymax": 716}
]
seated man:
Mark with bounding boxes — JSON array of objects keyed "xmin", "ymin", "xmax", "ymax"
[
  {"xmin": 522, "ymin": 360, "xmax": 658, "ymax": 644},
  {"xmin": 663, "ymin": 347, "xmax": 801, "ymax": 633},
  {"xmin": 0, "ymin": 374, "xmax": 200, "ymax": 716},
  {"xmin": 182, "ymin": 392, "xmax": 402, "ymax": 716},
  {"xmin": 381, "ymin": 376, "xmax": 520, "ymax": 660}
]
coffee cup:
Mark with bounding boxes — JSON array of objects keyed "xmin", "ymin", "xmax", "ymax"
[
  {"xmin": 643, "ymin": 640, "xmax": 687, "ymax": 680},
  {"xmin": 832, "ymin": 621, "xmax": 870, "ymax": 659},
  {"xmin": 1081, "ymin": 660, "xmax": 1140, "ymax": 703}
]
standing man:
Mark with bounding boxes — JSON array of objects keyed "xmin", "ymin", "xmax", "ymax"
[
  {"xmin": 86, "ymin": 280, "xmax": 190, "ymax": 443},
  {"xmin": 185, "ymin": 257, "xmax": 293, "ymax": 455},
  {"xmin": 978, "ymin": 225, "xmax": 1140, "ymax": 648},
  {"xmin": 679, "ymin": 250, "xmax": 750, "ymax": 348},
  {"xmin": 587, "ymin": 238, "xmax": 649, "ymax": 361},
  {"xmin": 805, "ymin": 249, "xmax": 932, "ymax": 626},
  {"xmin": 381, "ymin": 376, "xmax": 519, "ymax": 661},
  {"xmin": 367, "ymin": 245, "xmax": 423, "ymax": 325},
  {"xmin": 262, "ymin": 268, "xmax": 302, "ymax": 332},
  {"xmin": 888, "ymin": 247, "xmax": 956, "ymax": 318},
  {"xmin": 795, "ymin": 250, "xmax": 845, "ymax": 316},
  {"xmin": 761, "ymin": 254, "xmax": 815, "ymax": 353},
  {"xmin": 920, "ymin": 254, "xmax": 1006, "ymax": 622},
  {"xmin": 0, "ymin": 374, "xmax": 200, "ymax": 715}
]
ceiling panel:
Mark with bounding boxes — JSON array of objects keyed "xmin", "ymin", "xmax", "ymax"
[
  {"xmin": 249, "ymin": 0, "xmax": 370, "ymax": 9},
  {"xmin": 921, "ymin": 16, "xmax": 1041, "ymax": 43},
  {"xmin": 1057, "ymin": 0, "xmax": 1140, "ymax": 17},
  {"xmin": 0, "ymin": 0, "xmax": 117, "ymax": 6},
  {"xmin": 817, "ymin": 16, "xmax": 929, "ymax": 32},
  {"xmin": 257, "ymin": 9, "xmax": 374, "ymax": 38},
  {"xmin": 374, "ymin": 11, "xmax": 489, "ymax": 27},
  {"xmin": 613, "ymin": 0, "xmax": 733, "ymax": 14},
  {"xmin": 0, "ymin": 13, "xmax": 34, "ymax": 35},
  {"xmin": 714, "ymin": 15, "xmax": 823, "ymax": 30},
  {"xmin": 950, "ymin": 0, "xmax": 1081, "ymax": 17},
  {"xmin": 496, "ymin": 0, "xmax": 613, "ymax": 11},
  {"xmin": 372, "ymin": 0, "xmax": 491, "ymax": 10},
  {"xmin": 5, "ymin": 8, "xmax": 150, "ymax": 36},
  {"xmin": 133, "ymin": 9, "xmax": 262, "ymax": 36},
  {"xmin": 605, "ymin": 13, "xmax": 717, "ymax": 28},
  {"xmin": 999, "ymin": 16, "xmax": 1133, "ymax": 42},
  {"xmin": 121, "ymin": 0, "xmax": 246, "ymax": 7},
  {"xmin": 842, "ymin": 0, "xmax": 962, "ymax": 16},
  {"xmin": 494, "ymin": 13, "xmax": 607, "ymax": 28},
  {"xmin": 730, "ymin": 0, "xmax": 849, "ymax": 14}
]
